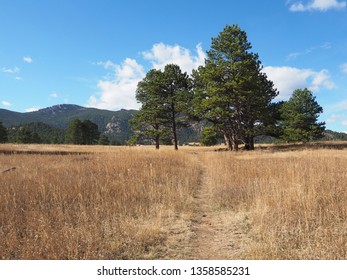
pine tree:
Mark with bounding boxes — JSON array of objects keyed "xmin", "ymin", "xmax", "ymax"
[
  {"xmin": 0, "ymin": 122, "xmax": 8, "ymax": 143},
  {"xmin": 65, "ymin": 118, "xmax": 84, "ymax": 144},
  {"xmin": 162, "ymin": 64, "xmax": 191, "ymax": 150},
  {"xmin": 131, "ymin": 65, "xmax": 191, "ymax": 150},
  {"xmin": 280, "ymin": 88, "xmax": 325, "ymax": 142},
  {"xmin": 130, "ymin": 69, "xmax": 170, "ymax": 149},
  {"xmin": 192, "ymin": 24, "xmax": 277, "ymax": 151},
  {"xmin": 65, "ymin": 119, "xmax": 99, "ymax": 145}
]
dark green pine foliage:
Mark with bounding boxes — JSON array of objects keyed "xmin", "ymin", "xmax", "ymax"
[
  {"xmin": 0, "ymin": 122, "xmax": 8, "ymax": 143},
  {"xmin": 192, "ymin": 24, "xmax": 278, "ymax": 151},
  {"xmin": 98, "ymin": 134, "xmax": 110, "ymax": 145},
  {"xmin": 15, "ymin": 122, "xmax": 65, "ymax": 144},
  {"xmin": 16, "ymin": 127, "xmax": 41, "ymax": 143},
  {"xmin": 162, "ymin": 64, "xmax": 191, "ymax": 150},
  {"xmin": 65, "ymin": 118, "xmax": 100, "ymax": 145},
  {"xmin": 81, "ymin": 119, "xmax": 100, "ymax": 145},
  {"xmin": 130, "ymin": 69, "xmax": 171, "ymax": 149},
  {"xmin": 200, "ymin": 125, "xmax": 222, "ymax": 146},
  {"xmin": 280, "ymin": 88, "xmax": 325, "ymax": 142},
  {"xmin": 65, "ymin": 118, "xmax": 84, "ymax": 144},
  {"xmin": 131, "ymin": 65, "xmax": 191, "ymax": 150}
]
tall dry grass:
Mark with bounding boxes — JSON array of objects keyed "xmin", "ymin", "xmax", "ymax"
[
  {"xmin": 2, "ymin": 143, "xmax": 346, "ymax": 260},
  {"xmin": 0, "ymin": 145, "xmax": 200, "ymax": 259},
  {"xmin": 203, "ymin": 149, "xmax": 347, "ymax": 259}
]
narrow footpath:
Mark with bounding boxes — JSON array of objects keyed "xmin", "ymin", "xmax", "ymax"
[{"xmin": 186, "ymin": 154, "xmax": 249, "ymax": 259}]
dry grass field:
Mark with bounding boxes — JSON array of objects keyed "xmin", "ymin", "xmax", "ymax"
[
  {"xmin": 203, "ymin": 147, "xmax": 347, "ymax": 259},
  {"xmin": 0, "ymin": 144, "xmax": 200, "ymax": 259},
  {"xmin": 0, "ymin": 143, "xmax": 346, "ymax": 259}
]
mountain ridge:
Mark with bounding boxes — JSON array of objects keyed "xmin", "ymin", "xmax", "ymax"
[{"xmin": 0, "ymin": 104, "xmax": 138, "ymax": 143}]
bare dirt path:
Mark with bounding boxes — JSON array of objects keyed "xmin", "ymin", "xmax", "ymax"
[{"xmin": 185, "ymin": 154, "xmax": 250, "ymax": 260}]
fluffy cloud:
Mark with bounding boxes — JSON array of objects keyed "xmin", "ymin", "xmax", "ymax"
[
  {"xmin": 23, "ymin": 56, "xmax": 33, "ymax": 63},
  {"xmin": 289, "ymin": 0, "xmax": 346, "ymax": 11},
  {"xmin": 142, "ymin": 43, "xmax": 206, "ymax": 74},
  {"xmin": 88, "ymin": 43, "xmax": 206, "ymax": 110},
  {"xmin": 88, "ymin": 58, "xmax": 146, "ymax": 110},
  {"xmin": 263, "ymin": 66, "xmax": 335, "ymax": 99},
  {"xmin": 1, "ymin": 101, "xmax": 11, "ymax": 107}
]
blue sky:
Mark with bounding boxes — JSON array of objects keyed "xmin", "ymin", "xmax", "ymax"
[{"xmin": 1, "ymin": 0, "xmax": 347, "ymax": 132}]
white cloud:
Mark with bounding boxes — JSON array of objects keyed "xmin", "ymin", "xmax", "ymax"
[
  {"xmin": 340, "ymin": 63, "xmax": 347, "ymax": 74},
  {"xmin": 320, "ymin": 42, "xmax": 332, "ymax": 49},
  {"xmin": 88, "ymin": 43, "xmax": 206, "ymax": 110},
  {"xmin": 23, "ymin": 56, "xmax": 33, "ymax": 63},
  {"xmin": 25, "ymin": 107, "xmax": 40, "ymax": 112},
  {"xmin": 310, "ymin": 69, "xmax": 335, "ymax": 91},
  {"xmin": 95, "ymin": 60, "xmax": 117, "ymax": 70},
  {"xmin": 50, "ymin": 92, "xmax": 58, "ymax": 98},
  {"xmin": 263, "ymin": 66, "xmax": 335, "ymax": 99},
  {"xmin": 1, "ymin": 67, "xmax": 22, "ymax": 80},
  {"xmin": 1, "ymin": 66, "xmax": 20, "ymax": 74},
  {"xmin": 142, "ymin": 43, "xmax": 206, "ymax": 74},
  {"xmin": 1, "ymin": 101, "xmax": 11, "ymax": 107},
  {"xmin": 289, "ymin": 0, "xmax": 346, "ymax": 11},
  {"xmin": 287, "ymin": 42, "xmax": 332, "ymax": 60},
  {"xmin": 287, "ymin": 52, "xmax": 302, "ymax": 60},
  {"xmin": 87, "ymin": 58, "xmax": 146, "ymax": 110}
]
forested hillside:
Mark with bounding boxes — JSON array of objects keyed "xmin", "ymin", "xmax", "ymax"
[{"xmin": 0, "ymin": 104, "xmax": 202, "ymax": 144}]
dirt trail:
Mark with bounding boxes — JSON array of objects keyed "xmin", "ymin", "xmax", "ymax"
[{"xmin": 186, "ymin": 154, "xmax": 249, "ymax": 260}]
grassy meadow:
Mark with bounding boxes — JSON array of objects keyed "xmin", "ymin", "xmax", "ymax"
[
  {"xmin": 0, "ymin": 143, "xmax": 346, "ymax": 259},
  {"xmin": 0, "ymin": 144, "xmax": 200, "ymax": 259},
  {"xmin": 203, "ymin": 148, "xmax": 347, "ymax": 259}
]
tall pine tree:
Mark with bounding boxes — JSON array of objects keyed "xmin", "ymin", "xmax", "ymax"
[
  {"xmin": 192, "ymin": 24, "xmax": 278, "ymax": 151},
  {"xmin": 130, "ymin": 69, "xmax": 170, "ymax": 149},
  {"xmin": 131, "ymin": 64, "xmax": 191, "ymax": 150}
]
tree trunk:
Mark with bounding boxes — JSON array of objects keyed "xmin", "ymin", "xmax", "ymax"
[
  {"xmin": 155, "ymin": 134, "xmax": 160, "ymax": 149},
  {"xmin": 244, "ymin": 135, "xmax": 254, "ymax": 150},
  {"xmin": 171, "ymin": 103, "xmax": 178, "ymax": 150},
  {"xmin": 249, "ymin": 136, "xmax": 254, "ymax": 150},
  {"xmin": 154, "ymin": 124, "xmax": 160, "ymax": 149},
  {"xmin": 224, "ymin": 134, "xmax": 233, "ymax": 151},
  {"xmin": 233, "ymin": 135, "xmax": 239, "ymax": 152}
]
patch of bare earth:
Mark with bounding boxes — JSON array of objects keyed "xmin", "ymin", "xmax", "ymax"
[
  {"xmin": 185, "ymin": 155, "xmax": 251, "ymax": 260},
  {"xmin": 148, "ymin": 152, "xmax": 252, "ymax": 260}
]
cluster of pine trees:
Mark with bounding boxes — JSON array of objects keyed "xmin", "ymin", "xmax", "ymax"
[
  {"xmin": 130, "ymin": 24, "xmax": 325, "ymax": 150},
  {"xmin": 0, "ymin": 119, "xmax": 110, "ymax": 145}
]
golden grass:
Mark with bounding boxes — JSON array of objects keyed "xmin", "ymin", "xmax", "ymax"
[
  {"xmin": 1, "ymin": 143, "xmax": 346, "ymax": 260},
  {"xmin": 0, "ymin": 145, "xmax": 200, "ymax": 259},
  {"xmin": 204, "ymin": 149, "xmax": 347, "ymax": 259}
]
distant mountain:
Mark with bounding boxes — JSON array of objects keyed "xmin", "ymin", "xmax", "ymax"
[
  {"xmin": 0, "ymin": 104, "xmax": 138, "ymax": 143},
  {"xmin": 0, "ymin": 104, "xmax": 201, "ymax": 144}
]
